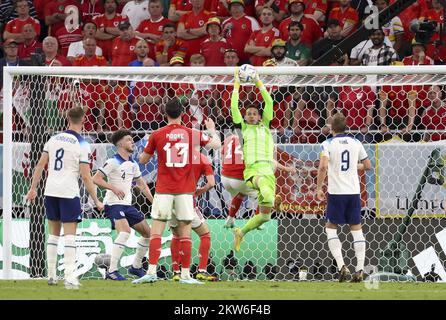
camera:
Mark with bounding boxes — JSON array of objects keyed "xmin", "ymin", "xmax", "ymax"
[
  {"xmin": 30, "ymin": 47, "xmax": 46, "ymax": 66},
  {"xmin": 409, "ymin": 19, "xmax": 438, "ymax": 44}
]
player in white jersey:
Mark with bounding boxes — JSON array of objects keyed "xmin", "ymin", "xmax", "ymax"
[
  {"xmin": 316, "ymin": 113, "xmax": 372, "ymax": 282},
  {"xmin": 26, "ymin": 107, "xmax": 104, "ymax": 290},
  {"xmin": 93, "ymin": 129, "xmax": 153, "ymax": 281}
]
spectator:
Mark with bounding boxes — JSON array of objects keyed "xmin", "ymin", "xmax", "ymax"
[
  {"xmin": 111, "ymin": 20, "xmax": 140, "ymax": 66},
  {"xmin": 304, "ymin": 0, "xmax": 327, "ymax": 27},
  {"xmin": 55, "ymin": 15, "xmax": 83, "ymax": 57},
  {"xmin": 169, "ymin": 0, "xmax": 213, "ymax": 22},
  {"xmin": 312, "ymin": 19, "xmax": 348, "ymax": 66},
  {"xmin": 169, "ymin": 55, "xmax": 185, "ymax": 66},
  {"xmin": 0, "ymin": 39, "xmax": 29, "ymax": 85},
  {"xmin": 96, "ymin": 81, "xmax": 130, "ymax": 133},
  {"xmin": 285, "ymin": 21, "xmax": 311, "ymax": 66},
  {"xmin": 80, "ymin": 0, "xmax": 105, "ymax": 24},
  {"xmin": 17, "ymin": 24, "xmax": 42, "ymax": 61},
  {"xmin": 375, "ymin": 0, "xmax": 404, "ymax": 55},
  {"xmin": 44, "ymin": 0, "xmax": 81, "ymax": 37},
  {"xmin": 155, "ymin": 23, "xmax": 188, "ymax": 66},
  {"xmin": 177, "ymin": 0, "xmax": 215, "ymax": 61},
  {"xmin": 3, "ymin": 0, "xmax": 40, "ymax": 43},
  {"xmin": 0, "ymin": 0, "xmax": 37, "ymax": 31},
  {"xmin": 255, "ymin": 0, "xmax": 286, "ymax": 26},
  {"xmin": 67, "ymin": 22, "xmax": 103, "ymax": 63},
  {"xmin": 93, "ymin": 0, "xmax": 129, "ymax": 62},
  {"xmin": 129, "ymin": 39, "xmax": 157, "ymax": 66},
  {"xmin": 263, "ymin": 39, "xmax": 298, "ymax": 66},
  {"xmin": 279, "ymin": 0, "xmax": 322, "ymax": 48},
  {"xmin": 200, "ymin": 17, "xmax": 232, "ymax": 66},
  {"xmin": 402, "ymin": 39, "xmax": 434, "ymax": 65},
  {"xmin": 328, "ymin": 0, "xmax": 358, "ymax": 37},
  {"xmin": 223, "ymin": 48, "xmax": 240, "ymax": 66},
  {"xmin": 135, "ymin": 0, "xmax": 171, "ymax": 60},
  {"xmin": 210, "ymin": 0, "xmax": 231, "ymax": 21},
  {"xmin": 121, "ymin": 0, "xmax": 150, "ymax": 29},
  {"xmin": 222, "ymin": 0, "xmax": 260, "ymax": 64},
  {"xmin": 421, "ymin": 85, "xmax": 446, "ymax": 141},
  {"xmin": 73, "ymin": 37, "xmax": 107, "ymax": 66},
  {"xmin": 360, "ymin": 28, "xmax": 398, "ymax": 66},
  {"xmin": 245, "ymin": 6, "xmax": 279, "ymax": 66},
  {"xmin": 42, "ymin": 36, "xmax": 71, "ymax": 66},
  {"xmin": 349, "ymin": 36, "xmax": 393, "ymax": 66},
  {"xmin": 419, "ymin": 0, "xmax": 446, "ymax": 63}
]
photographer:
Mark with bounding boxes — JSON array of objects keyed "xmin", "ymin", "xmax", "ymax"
[{"xmin": 418, "ymin": 0, "xmax": 446, "ymax": 63}]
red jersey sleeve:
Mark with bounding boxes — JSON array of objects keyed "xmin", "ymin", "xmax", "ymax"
[{"xmin": 144, "ymin": 132, "xmax": 157, "ymax": 155}]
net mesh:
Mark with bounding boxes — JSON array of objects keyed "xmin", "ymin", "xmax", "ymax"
[{"xmin": 2, "ymin": 68, "xmax": 446, "ymax": 281}]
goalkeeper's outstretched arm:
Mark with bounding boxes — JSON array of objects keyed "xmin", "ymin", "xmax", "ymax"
[
  {"xmin": 231, "ymin": 67, "xmax": 244, "ymax": 126},
  {"xmin": 255, "ymin": 73, "xmax": 273, "ymax": 125}
]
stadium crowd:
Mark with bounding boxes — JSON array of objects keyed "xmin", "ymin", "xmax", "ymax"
[{"xmin": 0, "ymin": 0, "xmax": 445, "ymax": 143}]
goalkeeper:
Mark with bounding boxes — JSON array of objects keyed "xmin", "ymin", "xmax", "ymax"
[{"xmin": 231, "ymin": 67, "xmax": 276, "ymax": 252}]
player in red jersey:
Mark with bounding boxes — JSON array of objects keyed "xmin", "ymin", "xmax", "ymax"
[
  {"xmin": 133, "ymin": 98, "xmax": 221, "ymax": 284},
  {"xmin": 170, "ymin": 150, "xmax": 218, "ymax": 282},
  {"xmin": 177, "ymin": 0, "xmax": 216, "ymax": 61},
  {"xmin": 93, "ymin": 0, "xmax": 129, "ymax": 62},
  {"xmin": 245, "ymin": 6, "xmax": 280, "ymax": 66},
  {"xmin": 111, "ymin": 21, "xmax": 140, "ymax": 66}
]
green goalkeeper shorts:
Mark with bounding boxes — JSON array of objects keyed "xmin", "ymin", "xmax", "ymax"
[{"xmin": 246, "ymin": 174, "xmax": 276, "ymax": 208}]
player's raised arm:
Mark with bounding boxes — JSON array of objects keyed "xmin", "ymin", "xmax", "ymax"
[
  {"xmin": 255, "ymin": 72, "xmax": 273, "ymax": 125},
  {"xmin": 25, "ymin": 151, "xmax": 50, "ymax": 203},
  {"xmin": 80, "ymin": 163, "xmax": 104, "ymax": 211},
  {"xmin": 135, "ymin": 176, "xmax": 154, "ymax": 204},
  {"xmin": 230, "ymin": 67, "xmax": 244, "ymax": 126},
  {"xmin": 204, "ymin": 118, "xmax": 221, "ymax": 149}
]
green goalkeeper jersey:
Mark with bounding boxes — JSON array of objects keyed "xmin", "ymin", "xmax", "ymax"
[{"xmin": 230, "ymin": 85, "xmax": 275, "ymax": 178}]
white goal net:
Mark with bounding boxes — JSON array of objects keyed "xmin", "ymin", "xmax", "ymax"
[{"xmin": 1, "ymin": 66, "xmax": 445, "ymax": 282}]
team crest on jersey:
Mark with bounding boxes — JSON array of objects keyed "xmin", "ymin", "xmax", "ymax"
[
  {"xmin": 59, "ymin": 5, "xmax": 65, "ymax": 11},
  {"xmin": 265, "ymin": 36, "xmax": 270, "ymax": 42},
  {"xmin": 199, "ymin": 20, "xmax": 205, "ymax": 26},
  {"xmin": 130, "ymin": 46, "xmax": 135, "ymax": 51},
  {"xmin": 295, "ymin": 50, "xmax": 301, "ymax": 57},
  {"xmin": 119, "ymin": 211, "xmax": 125, "ymax": 217},
  {"xmin": 357, "ymin": 93, "xmax": 364, "ymax": 99},
  {"xmin": 242, "ymin": 24, "xmax": 246, "ymax": 29},
  {"xmin": 114, "ymin": 21, "xmax": 119, "ymax": 27}
]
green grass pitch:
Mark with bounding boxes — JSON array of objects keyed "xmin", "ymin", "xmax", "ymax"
[{"xmin": 1, "ymin": 280, "xmax": 446, "ymax": 300}]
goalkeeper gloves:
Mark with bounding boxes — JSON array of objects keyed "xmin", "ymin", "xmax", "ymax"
[{"xmin": 254, "ymin": 72, "xmax": 265, "ymax": 90}]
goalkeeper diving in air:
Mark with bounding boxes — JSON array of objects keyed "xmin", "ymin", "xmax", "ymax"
[{"xmin": 231, "ymin": 66, "xmax": 276, "ymax": 252}]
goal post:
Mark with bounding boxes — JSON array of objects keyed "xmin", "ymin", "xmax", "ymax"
[{"xmin": 2, "ymin": 66, "xmax": 446, "ymax": 281}]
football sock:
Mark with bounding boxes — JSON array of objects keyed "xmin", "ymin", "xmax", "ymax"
[
  {"xmin": 326, "ymin": 228, "xmax": 345, "ymax": 271},
  {"xmin": 198, "ymin": 233, "xmax": 211, "ymax": 271},
  {"xmin": 47, "ymin": 235, "xmax": 59, "ymax": 279},
  {"xmin": 229, "ymin": 195, "xmax": 244, "ymax": 218},
  {"xmin": 148, "ymin": 234, "xmax": 162, "ymax": 274},
  {"xmin": 241, "ymin": 213, "xmax": 270, "ymax": 235},
  {"xmin": 64, "ymin": 235, "xmax": 76, "ymax": 279},
  {"xmin": 133, "ymin": 237, "xmax": 149, "ymax": 269},
  {"xmin": 351, "ymin": 230, "xmax": 366, "ymax": 272},
  {"xmin": 170, "ymin": 235, "xmax": 181, "ymax": 273},
  {"xmin": 109, "ymin": 232, "xmax": 129, "ymax": 273}
]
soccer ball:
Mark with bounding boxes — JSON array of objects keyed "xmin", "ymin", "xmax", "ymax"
[{"xmin": 238, "ymin": 64, "xmax": 257, "ymax": 83}]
